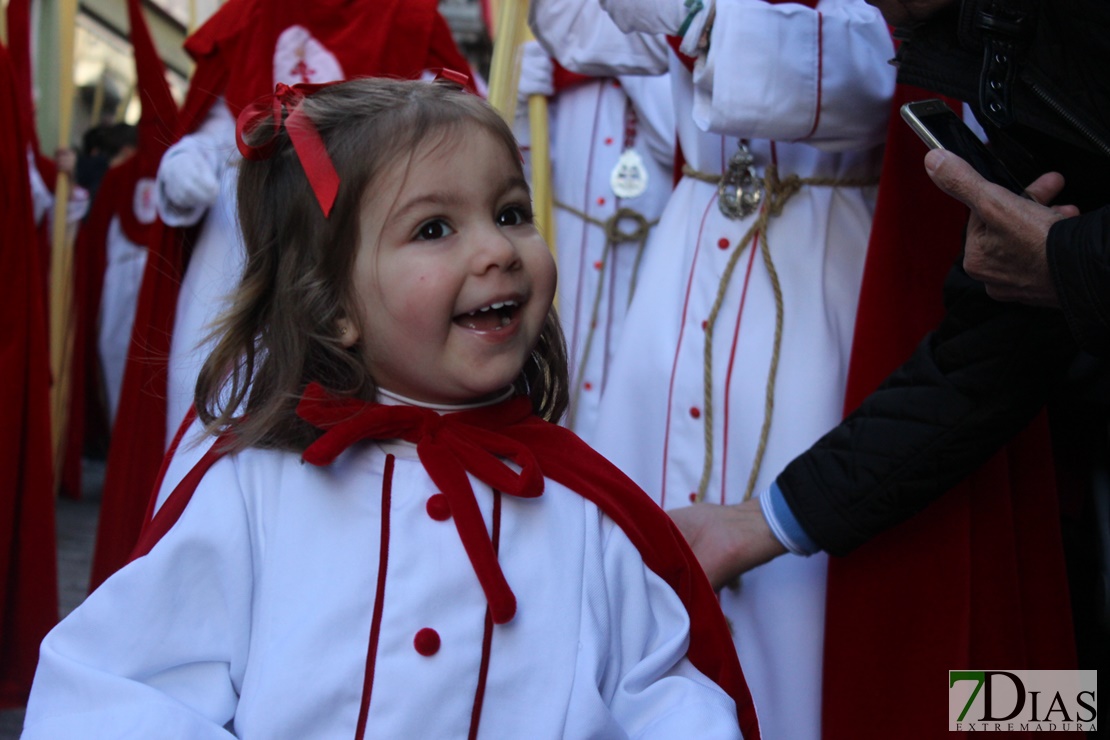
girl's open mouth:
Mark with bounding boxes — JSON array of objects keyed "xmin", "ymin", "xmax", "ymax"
[{"xmin": 453, "ymin": 300, "xmax": 520, "ymax": 331}]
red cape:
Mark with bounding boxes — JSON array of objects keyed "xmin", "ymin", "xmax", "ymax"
[
  {"xmin": 821, "ymin": 86, "xmax": 1076, "ymax": 739},
  {"xmin": 60, "ymin": 0, "xmax": 180, "ymax": 501},
  {"xmin": 92, "ymin": 0, "xmax": 476, "ymax": 590},
  {"xmin": 0, "ymin": 41, "xmax": 59, "ymax": 709},
  {"xmin": 132, "ymin": 400, "xmax": 761, "ymax": 739}
]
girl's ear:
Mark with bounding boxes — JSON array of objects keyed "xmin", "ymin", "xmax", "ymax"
[{"xmin": 337, "ymin": 317, "xmax": 359, "ymax": 348}]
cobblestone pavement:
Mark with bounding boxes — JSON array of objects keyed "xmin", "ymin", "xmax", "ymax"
[{"xmin": 1, "ymin": 458, "xmax": 104, "ymax": 738}]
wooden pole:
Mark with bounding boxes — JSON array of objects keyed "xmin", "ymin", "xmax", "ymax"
[
  {"xmin": 49, "ymin": 0, "xmax": 79, "ymax": 487},
  {"xmin": 89, "ymin": 70, "xmax": 106, "ymax": 126},
  {"xmin": 486, "ymin": 1, "xmax": 556, "ymax": 261},
  {"xmin": 1, "ymin": 0, "xmax": 8, "ymax": 48}
]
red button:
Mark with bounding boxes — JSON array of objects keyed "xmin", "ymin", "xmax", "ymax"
[
  {"xmin": 701, "ymin": 320, "xmax": 708, "ymax": 330},
  {"xmin": 583, "ymin": 381, "xmax": 593, "ymax": 391},
  {"xmin": 604, "ymin": 136, "xmax": 614, "ymax": 145},
  {"xmin": 689, "ymin": 492, "xmax": 698, "ymax": 502},
  {"xmin": 593, "ymin": 261, "xmax": 603, "ymax": 270},
  {"xmin": 718, "ymin": 237, "xmax": 730, "ymax": 250},
  {"xmin": 597, "ymin": 196, "xmax": 606, "ymax": 206},
  {"xmin": 414, "ymin": 628, "xmax": 440, "ymax": 656},
  {"xmin": 426, "ymin": 494, "xmax": 451, "ymax": 521},
  {"xmin": 690, "ymin": 407, "xmax": 701, "ymax": 419}
]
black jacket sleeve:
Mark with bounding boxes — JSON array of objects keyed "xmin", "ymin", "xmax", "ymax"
[
  {"xmin": 1048, "ymin": 207, "xmax": 1110, "ymax": 357},
  {"xmin": 775, "ymin": 261, "xmax": 1076, "ymax": 556}
]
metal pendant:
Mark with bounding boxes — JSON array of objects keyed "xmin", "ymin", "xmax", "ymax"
[
  {"xmin": 610, "ymin": 149, "xmax": 649, "ymax": 199},
  {"xmin": 717, "ymin": 142, "xmax": 764, "ymax": 220}
]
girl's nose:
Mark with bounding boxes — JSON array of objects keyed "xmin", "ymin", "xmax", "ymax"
[{"xmin": 472, "ymin": 225, "xmax": 521, "ymax": 274}]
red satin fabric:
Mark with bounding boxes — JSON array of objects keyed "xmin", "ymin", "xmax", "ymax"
[{"xmin": 0, "ymin": 41, "xmax": 59, "ymax": 709}]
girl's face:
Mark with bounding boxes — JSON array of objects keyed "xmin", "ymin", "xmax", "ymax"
[{"xmin": 342, "ymin": 123, "xmax": 556, "ymax": 406}]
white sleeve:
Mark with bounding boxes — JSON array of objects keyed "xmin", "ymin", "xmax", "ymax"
[
  {"xmin": 22, "ymin": 458, "xmax": 253, "ymax": 739},
  {"xmin": 576, "ymin": 522, "xmax": 742, "ymax": 739},
  {"xmin": 530, "ymin": 0, "xmax": 672, "ymax": 76},
  {"xmin": 156, "ymin": 99, "xmax": 237, "ymax": 227},
  {"xmin": 689, "ymin": 0, "xmax": 895, "ymax": 150},
  {"xmin": 27, "ymin": 147, "xmax": 53, "ymax": 225}
]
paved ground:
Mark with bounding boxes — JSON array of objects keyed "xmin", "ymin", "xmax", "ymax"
[{"xmin": 0, "ymin": 458, "xmax": 104, "ymax": 738}]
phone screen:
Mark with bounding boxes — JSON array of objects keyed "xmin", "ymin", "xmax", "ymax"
[{"xmin": 901, "ymin": 101, "xmax": 1028, "ymax": 195}]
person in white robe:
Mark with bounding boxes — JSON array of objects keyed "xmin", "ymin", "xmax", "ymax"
[
  {"xmin": 530, "ymin": 1, "xmax": 895, "ymax": 737},
  {"xmin": 516, "ymin": 41, "xmax": 676, "ymax": 445}
]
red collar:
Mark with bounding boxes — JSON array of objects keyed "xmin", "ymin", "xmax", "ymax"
[{"xmin": 298, "ymin": 382, "xmax": 543, "ymax": 624}]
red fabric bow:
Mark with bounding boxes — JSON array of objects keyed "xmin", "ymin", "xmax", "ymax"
[
  {"xmin": 235, "ymin": 82, "xmax": 340, "ymax": 217},
  {"xmin": 433, "ymin": 67, "xmax": 471, "ymax": 88},
  {"xmin": 297, "ymin": 382, "xmax": 545, "ymax": 624}
]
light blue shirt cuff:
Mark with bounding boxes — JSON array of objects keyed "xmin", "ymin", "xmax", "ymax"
[{"xmin": 759, "ymin": 481, "xmax": 820, "ymax": 556}]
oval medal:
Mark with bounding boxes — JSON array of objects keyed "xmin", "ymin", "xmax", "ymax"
[{"xmin": 610, "ymin": 149, "xmax": 649, "ymax": 199}]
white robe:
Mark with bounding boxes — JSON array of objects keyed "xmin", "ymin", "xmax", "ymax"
[
  {"xmin": 98, "ymin": 216, "xmax": 149, "ymax": 424},
  {"xmin": 525, "ymin": 72, "xmax": 675, "ymax": 445},
  {"xmin": 160, "ymin": 101, "xmax": 244, "ymax": 447},
  {"xmin": 24, "ymin": 421, "xmax": 741, "ymax": 738},
  {"xmin": 531, "ymin": 1, "xmax": 895, "ymax": 737}
]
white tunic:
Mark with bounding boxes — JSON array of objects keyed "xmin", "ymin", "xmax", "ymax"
[
  {"xmin": 98, "ymin": 216, "xmax": 149, "ymax": 424},
  {"xmin": 525, "ymin": 70, "xmax": 675, "ymax": 445},
  {"xmin": 161, "ymin": 101, "xmax": 245, "ymax": 447},
  {"xmin": 24, "ymin": 426, "xmax": 741, "ymax": 738},
  {"xmin": 532, "ymin": 2, "xmax": 895, "ymax": 737}
]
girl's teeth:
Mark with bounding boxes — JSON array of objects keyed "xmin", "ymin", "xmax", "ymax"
[{"xmin": 467, "ymin": 300, "xmax": 517, "ymax": 316}]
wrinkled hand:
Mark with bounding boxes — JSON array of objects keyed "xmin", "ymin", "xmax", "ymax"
[
  {"xmin": 925, "ymin": 148, "xmax": 1080, "ymax": 307},
  {"xmin": 865, "ymin": 0, "xmax": 955, "ymax": 27},
  {"xmin": 667, "ymin": 498, "xmax": 787, "ymax": 590}
]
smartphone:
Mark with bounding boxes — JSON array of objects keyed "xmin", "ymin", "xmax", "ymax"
[{"xmin": 900, "ymin": 99, "xmax": 1029, "ymax": 196}]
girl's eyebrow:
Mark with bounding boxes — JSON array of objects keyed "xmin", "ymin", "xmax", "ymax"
[{"xmin": 389, "ymin": 175, "xmax": 531, "ymax": 226}]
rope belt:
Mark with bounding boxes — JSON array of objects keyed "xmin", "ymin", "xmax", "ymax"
[
  {"xmin": 681, "ymin": 163, "xmax": 879, "ymax": 503},
  {"xmin": 554, "ymin": 202, "xmax": 660, "ymax": 428}
]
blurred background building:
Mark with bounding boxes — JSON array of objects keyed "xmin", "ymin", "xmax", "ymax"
[{"xmin": 10, "ymin": 0, "xmax": 491, "ymax": 156}]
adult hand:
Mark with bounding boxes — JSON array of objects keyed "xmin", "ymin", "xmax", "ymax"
[
  {"xmin": 55, "ymin": 147, "xmax": 77, "ymax": 177},
  {"xmin": 667, "ymin": 498, "xmax": 787, "ymax": 590},
  {"xmin": 865, "ymin": 0, "xmax": 955, "ymax": 27},
  {"xmin": 156, "ymin": 139, "xmax": 221, "ymax": 225},
  {"xmin": 517, "ymin": 41, "xmax": 555, "ymax": 101},
  {"xmin": 925, "ymin": 148, "xmax": 1080, "ymax": 307}
]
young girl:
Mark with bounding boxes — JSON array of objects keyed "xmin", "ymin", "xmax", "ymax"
[{"xmin": 23, "ymin": 77, "xmax": 758, "ymax": 739}]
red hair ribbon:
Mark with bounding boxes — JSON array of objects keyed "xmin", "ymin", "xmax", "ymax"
[
  {"xmin": 235, "ymin": 82, "xmax": 341, "ymax": 217},
  {"xmin": 434, "ymin": 67, "xmax": 471, "ymax": 89}
]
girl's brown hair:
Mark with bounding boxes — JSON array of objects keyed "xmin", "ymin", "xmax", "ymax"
[{"xmin": 195, "ymin": 77, "xmax": 568, "ymax": 452}]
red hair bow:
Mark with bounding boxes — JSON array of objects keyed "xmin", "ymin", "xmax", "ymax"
[{"xmin": 235, "ymin": 82, "xmax": 340, "ymax": 217}]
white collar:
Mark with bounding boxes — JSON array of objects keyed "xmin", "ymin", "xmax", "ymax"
[{"xmin": 375, "ymin": 386, "xmax": 514, "ymax": 412}]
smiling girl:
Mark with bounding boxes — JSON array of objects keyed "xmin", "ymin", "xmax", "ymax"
[{"xmin": 22, "ymin": 77, "xmax": 758, "ymax": 739}]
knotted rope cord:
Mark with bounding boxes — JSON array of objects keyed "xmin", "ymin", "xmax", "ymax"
[
  {"xmin": 682, "ymin": 163, "xmax": 879, "ymax": 503},
  {"xmin": 555, "ymin": 202, "xmax": 659, "ymax": 428}
]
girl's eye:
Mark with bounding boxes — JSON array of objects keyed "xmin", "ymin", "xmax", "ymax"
[
  {"xmin": 497, "ymin": 205, "xmax": 532, "ymax": 227},
  {"xmin": 415, "ymin": 219, "xmax": 454, "ymax": 241}
]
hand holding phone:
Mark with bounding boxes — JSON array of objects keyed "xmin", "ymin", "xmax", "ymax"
[{"xmin": 900, "ymin": 99, "xmax": 1030, "ymax": 197}]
